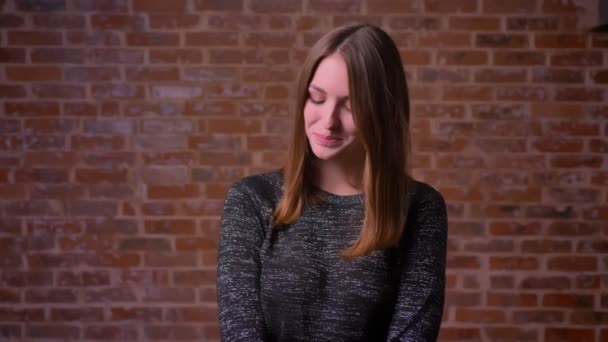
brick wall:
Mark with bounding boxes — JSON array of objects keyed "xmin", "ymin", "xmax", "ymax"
[{"xmin": 0, "ymin": 0, "xmax": 606, "ymax": 341}]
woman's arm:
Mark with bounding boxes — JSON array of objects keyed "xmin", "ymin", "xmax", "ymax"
[
  {"xmin": 386, "ymin": 185, "xmax": 448, "ymax": 342},
  {"xmin": 217, "ymin": 182, "xmax": 267, "ymax": 342}
]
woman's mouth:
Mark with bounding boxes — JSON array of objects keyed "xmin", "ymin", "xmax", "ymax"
[{"xmin": 312, "ymin": 133, "xmax": 342, "ymax": 146}]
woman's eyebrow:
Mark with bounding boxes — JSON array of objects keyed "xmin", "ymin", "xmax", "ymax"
[{"xmin": 309, "ymin": 84, "xmax": 349, "ymax": 101}]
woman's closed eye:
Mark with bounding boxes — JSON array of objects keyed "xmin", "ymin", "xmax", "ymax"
[
  {"xmin": 308, "ymin": 93, "xmax": 351, "ymax": 112},
  {"xmin": 309, "ymin": 94, "xmax": 325, "ymax": 104}
]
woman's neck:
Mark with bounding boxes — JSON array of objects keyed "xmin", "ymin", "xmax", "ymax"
[{"xmin": 313, "ymin": 158, "xmax": 365, "ymax": 196}]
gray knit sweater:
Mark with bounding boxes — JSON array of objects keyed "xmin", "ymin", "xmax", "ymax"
[{"xmin": 217, "ymin": 170, "xmax": 447, "ymax": 342}]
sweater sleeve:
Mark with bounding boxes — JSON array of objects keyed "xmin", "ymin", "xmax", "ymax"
[
  {"xmin": 386, "ymin": 185, "xmax": 448, "ymax": 342},
  {"xmin": 217, "ymin": 182, "xmax": 267, "ymax": 342}
]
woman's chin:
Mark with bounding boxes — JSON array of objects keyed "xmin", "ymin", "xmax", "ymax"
[{"xmin": 310, "ymin": 145, "xmax": 343, "ymax": 161}]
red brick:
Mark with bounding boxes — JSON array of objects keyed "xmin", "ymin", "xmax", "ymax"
[
  {"xmin": 92, "ymin": 84, "xmax": 145, "ymax": 99},
  {"xmin": 455, "ymin": 308, "xmax": 505, "ymax": 323},
  {"xmin": 149, "ymin": 49, "xmax": 203, "ymax": 63},
  {"xmin": 175, "ymin": 237, "xmax": 217, "ymax": 251},
  {"xmin": 446, "ymin": 255, "xmax": 481, "ymax": 269},
  {"xmin": 72, "ymin": 0, "xmax": 128, "ymax": 12},
  {"xmin": 6, "ymin": 66, "xmax": 62, "ymax": 81},
  {"xmin": 592, "ymin": 34, "xmax": 608, "ymax": 48},
  {"xmin": 173, "ymin": 270, "xmax": 216, "ymax": 286},
  {"xmin": 483, "ymin": 0, "xmax": 537, "ymax": 13},
  {"xmin": 152, "ymin": 14, "xmax": 201, "ymax": 29},
  {"xmin": 84, "ymin": 326, "xmax": 137, "ymax": 340},
  {"xmin": 31, "ymin": 48, "xmax": 85, "ymax": 64},
  {"xmin": 418, "ymin": 32, "xmax": 471, "ymax": 47},
  {"xmin": 465, "ymin": 240, "xmax": 514, "ymax": 253},
  {"xmin": 309, "ymin": 0, "xmax": 361, "ymax": 13},
  {"xmin": 533, "ymin": 68, "xmax": 584, "ymax": 83},
  {"xmin": 144, "ymin": 219, "xmax": 196, "ymax": 235},
  {"xmin": 0, "ymin": 308, "xmax": 44, "ymax": 321},
  {"xmin": 32, "ymin": 14, "xmax": 85, "ymax": 29},
  {"xmin": 437, "ymin": 51, "xmax": 487, "ymax": 65},
  {"xmin": 145, "ymin": 325, "xmax": 202, "ymax": 340},
  {"xmin": 51, "ymin": 308, "xmax": 104, "ymax": 321},
  {"xmin": 531, "ymin": 137, "xmax": 583, "ymax": 153},
  {"xmin": 438, "ymin": 328, "xmax": 481, "ymax": 341},
  {"xmin": 448, "ymin": 17, "xmax": 499, "ymax": 30},
  {"xmin": 496, "ymin": 86, "xmax": 547, "ymax": 101},
  {"xmin": 590, "ymin": 138, "xmax": 608, "ymax": 152},
  {"xmin": 536, "ymin": 34, "xmax": 587, "ymax": 48},
  {"xmin": 26, "ymin": 325, "xmax": 80, "ymax": 340},
  {"xmin": 555, "ymin": 87, "xmax": 604, "ymax": 102},
  {"xmin": 487, "ymin": 292, "xmax": 538, "ymax": 307},
  {"xmin": 67, "ymin": 31, "xmax": 121, "ymax": 46},
  {"xmin": 147, "ymin": 184, "xmax": 199, "ymax": 199},
  {"xmin": 118, "ymin": 238, "xmax": 171, "ymax": 252},
  {"xmin": 570, "ymin": 311, "xmax": 608, "ymax": 325},
  {"xmin": 0, "ymin": 15, "xmax": 25, "ymax": 28},
  {"xmin": 249, "ymin": 0, "xmax": 303, "ymax": 12},
  {"xmin": 542, "ymin": 0, "xmax": 585, "ymax": 12},
  {"xmin": 133, "ymin": 0, "xmax": 187, "ymax": 12},
  {"xmin": 25, "ymin": 289, "xmax": 77, "ymax": 303},
  {"xmin": 513, "ymin": 310, "xmax": 564, "ymax": 324},
  {"xmin": 542, "ymin": 294, "xmax": 594, "ymax": 308},
  {"xmin": 195, "ymin": 0, "xmax": 244, "ymax": 11},
  {"xmin": 550, "ymin": 121, "xmax": 601, "ymax": 136},
  {"xmin": 111, "ymin": 307, "xmax": 163, "ymax": 321},
  {"xmin": 64, "ymin": 66, "xmax": 121, "ymax": 82},
  {"xmin": 5, "ymin": 101, "xmax": 60, "ymax": 117},
  {"xmin": 0, "ymin": 85, "xmax": 26, "ymax": 98},
  {"xmin": 71, "ymin": 136, "xmax": 125, "ymax": 151},
  {"xmin": 398, "ymin": 50, "xmax": 430, "ymax": 65},
  {"xmin": 522, "ymin": 239, "xmax": 572, "ymax": 253},
  {"xmin": 367, "ymin": 0, "xmax": 421, "ymax": 13},
  {"xmin": 165, "ymin": 307, "xmax": 217, "ymax": 322},
  {"xmin": 547, "ymin": 257, "xmax": 597, "ymax": 272},
  {"xmin": 545, "ymin": 328, "xmax": 594, "ymax": 342},
  {"xmin": 592, "ymin": 70, "xmax": 608, "ymax": 84},
  {"xmin": 507, "ymin": 17, "xmax": 559, "ymax": 30},
  {"xmin": 476, "ymin": 34, "xmax": 528, "ymax": 48},
  {"xmin": 65, "ymin": 200, "xmax": 117, "ymax": 217},
  {"xmin": 551, "ymin": 51, "xmax": 602, "ymax": 66},
  {"xmin": 59, "ymin": 235, "xmax": 114, "ymax": 252},
  {"xmin": 91, "ymin": 14, "xmax": 145, "ymax": 30},
  {"xmin": 443, "ymin": 86, "xmax": 493, "ymax": 101},
  {"xmin": 87, "ymin": 48, "xmax": 145, "ymax": 64},
  {"xmin": 445, "ymin": 291, "xmax": 481, "ymax": 307},
  {"xmin": 119, "ymin": 270, "xmax": 170, "ymax": 286},
  {"xmin": 491, "ymin": 276, "xmax": 515, "ymax": 289},
  {"xmin": 32, "ymin": 84, "xmax": 85, "ymax": 99},
  {"xmin": 485, "ymin": 327, "xmax": 538, "ymax": 341},
  {"xmin": 83, "ymin": 287, "xmax": 136, "ymax": 302},
  {"xmin": 8, "ymin": 31, "xmax": 62, "ymax": 45},
  {"xmin": 0, "ymin": 48, "xmax": 26, "ymax": 63},
  {"xmin": 127, "ymin": 32, "xmax": 180, "ymax": 46},
  {"xmin": 490, "ymin": 257, "xmax": 539, "ymax": 270},
  {"xmin": 494, "ymin": 51, "xmax": 545, "ymax": 65},
  {"xmin": 85, "ymin": 252, "xmax": 140, "ymax": 268},
  {"xmin": 425, "ymin": 0, "xmax": 476, "ymax": 12}
]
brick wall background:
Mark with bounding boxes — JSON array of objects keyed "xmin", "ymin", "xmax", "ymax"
[{"xmin": 0, "ymin": 0, "xmax": 606, "ymax": 341}]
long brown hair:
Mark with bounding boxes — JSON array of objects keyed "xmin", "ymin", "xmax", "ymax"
[{"xmin": 273, "ymin": 24, "xmax": 412, "ymax": 258}]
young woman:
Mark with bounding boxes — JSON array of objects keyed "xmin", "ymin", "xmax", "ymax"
[{"xmin": 217, "ymin": 24, "xmax": 448, "ymax": 342}]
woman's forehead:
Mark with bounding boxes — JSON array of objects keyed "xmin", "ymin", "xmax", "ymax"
[{"xmin": 308, "ymin": 54, "xmax": 350, "ymax": 98}]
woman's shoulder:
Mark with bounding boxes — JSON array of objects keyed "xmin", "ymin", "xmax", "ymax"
[
  {"xmin": 407, "ymin": 177, "xmax": 446, "ymax": 209},
  {"xmin": 228, "ymin": 169, "xmax": 284, "ymax": 205}
]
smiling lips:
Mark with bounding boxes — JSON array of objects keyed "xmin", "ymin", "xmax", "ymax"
[{"xmin": 312, "ymin": 133, "xmax": 342, "ymax": 146}]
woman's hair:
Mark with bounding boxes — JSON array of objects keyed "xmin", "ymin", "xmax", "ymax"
[{"xmin": 273, "ymin": 24, "xmax": 412, "ymax": 258}]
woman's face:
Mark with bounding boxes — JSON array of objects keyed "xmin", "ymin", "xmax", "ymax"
[{"xmin": 304, "ymin": 53, "xmax": 362, "ymax": 164}]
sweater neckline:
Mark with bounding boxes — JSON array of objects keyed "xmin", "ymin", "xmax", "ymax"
[{"xmin": 315, "ymin": 188, "xmax": 364, "ymax": 205}]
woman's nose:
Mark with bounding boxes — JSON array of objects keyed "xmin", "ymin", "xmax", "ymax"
[{"xmin": 320, "ymin": 102, "xmax": 340, "ymax": 130}]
